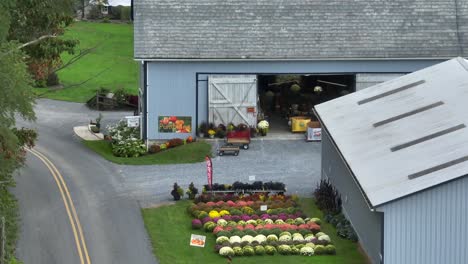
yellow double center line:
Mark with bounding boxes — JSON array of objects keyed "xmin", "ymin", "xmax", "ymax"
[{"xmin": 27, "ymin": 148, "xmax": 91, "ymax": 264}]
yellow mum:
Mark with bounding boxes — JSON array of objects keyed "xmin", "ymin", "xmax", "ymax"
[
  {"xmin": 209, "ymin": 210, "xmax": 220, "ymax": 218},
  {"xmin": 219, "ymin": 210, "xmax": 230, "ymax": 216}
]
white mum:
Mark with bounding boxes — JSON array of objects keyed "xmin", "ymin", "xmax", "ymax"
[
  {"xmin": 219, "ymin": 246, "xmax": 235, "ymax": 257},
  {"xmin": 241, "ymin": 235, "xmax": 254, "ymax": 243},
  {"xmin": 300, "ymin": 246, "xmax": 314, "ymax": 256},
  {"xmin": 318, "ymin": 235, "xmax": 331, "ymax": 243},
  {"xmin": 253, "ymin": 235, "xmax": 267, "ymax": 243},
  {"xmin": 229, "ymin": 236, "xmax": 241, "ymax": 244},
  {"xmin": 216, "ymin": 236, "xmax": 229, "ymax": 244},
  {"xmin": 217, "ymin": 219, "xmax": 228, "ymax": 227}
]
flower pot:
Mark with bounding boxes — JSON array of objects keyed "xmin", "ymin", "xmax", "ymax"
[
  {"xmin": 209, "ymin": 135, "xmax": 215, "ymax": 139},
  {"xmin": 199, "ymin": 133, "xmax": 205, "ymax": 138}
]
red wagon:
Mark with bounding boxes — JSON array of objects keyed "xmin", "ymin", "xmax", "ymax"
[{"xmin": 226, "ymin": 129, "xmax": 251, "ymax": 150}]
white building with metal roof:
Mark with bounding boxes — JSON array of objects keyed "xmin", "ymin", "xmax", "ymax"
[{"xmin": 315, "ymin": 57, "xmax": 468, "ymax": 264}]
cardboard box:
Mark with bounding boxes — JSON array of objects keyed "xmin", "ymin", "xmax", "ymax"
[{"xmin": 306, "ymin": 121, "xmax": 322, "ymax": 141}]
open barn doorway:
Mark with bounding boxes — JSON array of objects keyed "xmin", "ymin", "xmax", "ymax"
[{"xmin": 257, "ymin": 74, "xmax": 355, "ymax": 135}]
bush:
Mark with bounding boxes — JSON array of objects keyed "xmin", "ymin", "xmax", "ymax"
[
  {"xmin": 219, "ymin": 247, "xmax": 234, "ymax": 257},
  {"xmin": 314, "ymin": 245, "xmax": 326, "ymax": 255},
  {"xmin": 325, "ymin": 244, "xmax": 336, "ymax": 255},
  {"xmin": 314, "ymin": 179, "xmax": 342, "ymax": 214},
  {"xmin": 254, "ymin": 245, "xmax": 265, "ymax": 255},
  {"xmin": 203, "ymin": 221, "xmax": 216, "ymax": 232},
  {"xmin": 265, "ymin": 245, "xmax": 276, "ymax": 255},
  {"xmin": 111, "ymin": 139, "xmax": 146, "ymax": 157},
  {"xmin": 277, "ymin": 245, "xmax": 292, "ymax": 255},
  {"xmin": 191, "ymin": 219, "xmax": 202, "ymax": 229},
  {"xmin": 167, "ymin": 138, "xmax": 184, "ymax": 148},
  {"xmin": 107, "ymin": 120, "xmax": 140, "ymax": 143},
  {"xmin": 300, "ymin": 246, "xmax": 314, "ymax": 256},
  {"xmin": 148, "ymin": 144, "xmax": 161, "ymax": 154},
  {"xmin": 233, "ymin": 246, "xmax": 243, "ymax": 256},
  {"xmin": 171, "ymin": 183, "xmax": 184, "ymax": 201},
  {"xmin": 242, "ymin": 246, "xmax": 255, "ymax": 256},
  {"xmin": 186, "ymin": 182, "xmax": 198, "ymax": 200},
  {"xmin": 216, "ymin": 236, "xmax": 229, "ymax": 245}
]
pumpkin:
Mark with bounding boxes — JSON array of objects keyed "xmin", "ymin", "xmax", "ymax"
[{"xmin": 187, "ymin": 136, "xmax": 193, "ymax": 143}]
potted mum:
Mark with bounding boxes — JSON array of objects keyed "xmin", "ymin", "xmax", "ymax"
[
  {"xmin": 208, "ymin": 129, "xmax": 216, "ymax": 138},
  {"xmin": 186, "ymin": 182, "xmax": 199, "ymax": 200},
  {"xmin": 257, "ymin": 120, "xmax": 269, "ymax": 136},
  {"xmin": 171, "ymin": 183, "xmax": 184, "ymax": 201}
]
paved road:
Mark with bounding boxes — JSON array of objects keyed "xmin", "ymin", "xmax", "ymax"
[
  {"xmin": 14, "ymin": 100, "xmax": 157, "ymax": 264},
  {"xmin": 12, "ymin": 99, "xmax": 322, "ymax": 263}
]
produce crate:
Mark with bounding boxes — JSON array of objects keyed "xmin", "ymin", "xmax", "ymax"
[{"xmin": 291, "ymin": 116, "xmax": 311, "ymax": 132}]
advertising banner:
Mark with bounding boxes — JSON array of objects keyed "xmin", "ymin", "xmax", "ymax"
[
  {"xmin": 158, "ymin": 116, "xmax": 192, "ymax": 133},
  {"xmin": 206, "ymin": 156, "xmax": 212, "ymax": 190}
]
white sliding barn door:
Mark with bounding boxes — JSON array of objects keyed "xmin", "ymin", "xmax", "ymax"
[{"xmin": 208, "ymin": 75, "xmax": 257, "ymax": 127}]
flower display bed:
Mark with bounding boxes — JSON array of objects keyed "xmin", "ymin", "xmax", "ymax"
[
  {"xmin": 142, "ymin": 198, "xmax": 365, "ymax": 264},
  {"xmin": 188, "ymin": 192, "xmax": 337, "ymax": 258}
]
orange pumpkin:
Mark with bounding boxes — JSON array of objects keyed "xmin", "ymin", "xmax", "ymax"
[{"xmin": 187, "ymin": 136, "xmax": 193, "ymax": 143}]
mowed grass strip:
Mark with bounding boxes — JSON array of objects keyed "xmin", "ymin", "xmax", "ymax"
[
  {"xmin": 35, "ymin": 21, "xmax": 137, "ymax": 102},
  {"xmin": 142, "ymin": 198, "xmax": 366, "ymax": 264},
  {"xmin": 83, "ymin": 140, "xmax": 212, "ymax": 165}
]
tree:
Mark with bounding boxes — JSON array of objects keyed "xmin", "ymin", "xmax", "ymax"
[
  {"xmin": 8, "ymin": 0, "xmax": 78, "ymax": 87},
  {"xmin": 0, "ymin": 1, "xmax": 38, "ymax": 261}
]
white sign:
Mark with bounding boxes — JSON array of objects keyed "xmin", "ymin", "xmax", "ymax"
[
  {"xmin": 126, "ymin": 116, "xmax": 140, "ymax": 128},
  {"xmin": 248, "ymin": 175, "xmax": 256, "ymax": 181},
  {"xmin": 190, "ymin": 234, "xmax": 206, "ymax": 247},
  {"xmin": 307, "ymin": 128, "xmax": 322, "ymax": 141},
  {"xmin": 260, "ymin": 205, "xmax": 268, "ymax": 211}
]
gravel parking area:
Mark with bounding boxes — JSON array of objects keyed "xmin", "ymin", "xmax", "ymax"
[{"xmin": 117, "ymin": 139, "xmax": 322, "ymax": 207}]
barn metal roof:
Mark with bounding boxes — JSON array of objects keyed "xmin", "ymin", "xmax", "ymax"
[
  {"xmin": 133, "ymin": 0, "xmax": 468, "ymax": 60},
  {"xmin": 315, "ymin": 57, "xmax": 468, "ymax": 207}
]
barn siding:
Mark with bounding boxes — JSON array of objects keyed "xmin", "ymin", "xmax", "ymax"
[
  {"xmin": 379, "ymin": 176, "xmax": 468, "ymax": 264},
  {"xmin": 146, "ymin": 60, "xmax": 442, "ymax": 139},
  {"xmin": 321, "ymin": 129, "xmax": 383, "ymax": 264}
]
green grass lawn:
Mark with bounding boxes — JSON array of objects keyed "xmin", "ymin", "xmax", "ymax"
[
  {"xmin": 142, "ymin": 198, "xmax": 366, "ymax": 264},
  {"xmin": 34, "ymin": 21, "xmax": 137, "ymax": 102},
  {"xmin": 83, "ymin": 140, "xmax": 212, "ymax": 165}
]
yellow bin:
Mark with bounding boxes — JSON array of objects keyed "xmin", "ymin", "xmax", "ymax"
[{"xmin": 291, "ymin": 116, "xmax": 311, "ymax": 132}]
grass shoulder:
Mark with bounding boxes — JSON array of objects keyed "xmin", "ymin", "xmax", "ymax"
[
  {"xmin": 83, "ymin": 140, "xmax": 212, "ymax": 165},
  {"xmin": 35, "ymin": 21, "xmax": 137, "ymax": 102},
  {"xmin": 141, "ymin": 198, "xmax": 366, "ymax": 264}
]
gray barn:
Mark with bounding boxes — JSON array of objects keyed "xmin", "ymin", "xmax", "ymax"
[
  {"xmin": 315, "ymin": 58, "xmax": 468, "ymax": 264},
  {"xmin": 133, "ymin": 0, "xmax": 468, "ymax": 140}
]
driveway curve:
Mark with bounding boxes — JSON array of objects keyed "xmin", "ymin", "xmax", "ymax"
[{"xmin": 13, "ymin": 99, "xmax": 322, "ymax": 263}]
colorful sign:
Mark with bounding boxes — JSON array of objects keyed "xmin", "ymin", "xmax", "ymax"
[
  {"xmin": 158, "ymin": 116, "xmax": 192, "ymax": 133},
  {"xmin": 307, "ymin": 128, "xmax": 322, "ymax": 141},
  {"xmin": 190, "ymin": 234, "xmax": 206, "ymax": 247},
  {"xmin": 206, "ymin": 156, "xmax": 213, "ymax": 190}
]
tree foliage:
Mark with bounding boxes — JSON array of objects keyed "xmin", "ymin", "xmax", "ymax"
[
  {"xmin": 8, "ymin": 0, "xmax": 78, "ymax": 86},
  {"xmin": 0, "ymin": 0, "xmax": 39, "ymax": 261}
]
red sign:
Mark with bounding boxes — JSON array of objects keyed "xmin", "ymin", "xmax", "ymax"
[
  {"xmin": 247, "ymin": 107, "xmax": 255, "ymax": 113},
  {"xmin": 205, "ymin": 156, "xmax": 213, "ymax": 190}
]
